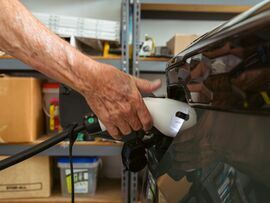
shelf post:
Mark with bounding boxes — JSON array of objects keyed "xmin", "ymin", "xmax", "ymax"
[
  {"xmin": 121, "ymin": 0, "xmax": 130, "ymax": 73},
  {"xmin": 132, "ymin": 0, "xmax": 141, "ymax": 77}
]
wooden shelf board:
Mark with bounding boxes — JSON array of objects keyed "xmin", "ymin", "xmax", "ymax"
[
  {"xmin": 139, "ymin": 57, "xmax": 169, "ymax": 61},
  {"xmin": 0, "ymin": 135, "xmax": 123, "ymax": 147},
  {"xmin": 91, "ymin": 56, "xmax": 121, "ymax": 60},
  {"xmin": 0, "ymin": 55, "xmax": 13, "ymax": 59},
  {"xmin": 0, "ymin": 55, "xmax": 121, "ymax": 60},
  {"xmin": 37, "ymin": 135, "xmax": 122, "ymax": 146},
  {"xmin": 0, "ymin": 178, "xmax": 121, "ymax": 203},
  {"xmin": 141, "ymin": 4, "xmax": 251, "ymax": 13}
]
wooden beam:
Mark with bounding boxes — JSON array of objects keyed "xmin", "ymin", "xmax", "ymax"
[
  {"xmin": 1, "ymin": 179, "xmax": 121, "ymax": 203},
  {"xmin": 141, "ymin": 4, "xmax": 251, "ymax": 14},
  {"xmin": 0, "ymin": 55, "xmax": 121, "ymax": 60}
]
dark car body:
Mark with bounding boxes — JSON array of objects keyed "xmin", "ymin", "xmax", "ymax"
[{"xmin": 143, "ymin": 1, "xmax": 270, "ymax": 203}]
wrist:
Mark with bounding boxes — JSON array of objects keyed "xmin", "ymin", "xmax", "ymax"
[{"xmin": 70, "ymin": 54, "xmax": 100, "ymax": 96}]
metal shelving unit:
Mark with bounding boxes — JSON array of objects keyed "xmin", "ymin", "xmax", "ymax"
[
  {"xmin": 0, "ymin": 141, "xmax": 122, "ymax": 157},
  {"xmin": 0, "ymin": 57, "xmax": 122, "ymax": 71}
]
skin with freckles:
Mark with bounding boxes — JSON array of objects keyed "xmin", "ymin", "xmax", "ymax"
[{"xmin": 0, "ymin": 0, "xmax": 161, "ymax": 138}]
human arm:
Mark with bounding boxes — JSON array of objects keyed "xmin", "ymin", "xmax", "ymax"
[{"xmin": 0, "ymin": 0, "xmax": 161, "ymax": 138}]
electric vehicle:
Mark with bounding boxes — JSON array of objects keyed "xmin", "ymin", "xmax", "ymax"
[{"xmin": 142, "ymin": 1, "xmax": 270, "ymax": 202}]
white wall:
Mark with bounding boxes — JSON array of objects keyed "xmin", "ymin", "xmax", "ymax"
[{"xmin": 21, "ymin": 0, "xmax": 121, "ymax": 21}]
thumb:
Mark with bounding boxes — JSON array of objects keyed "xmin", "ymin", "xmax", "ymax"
[{"xmin": 134, "ymin": 77, "xmax": 161, "ymax": 93}]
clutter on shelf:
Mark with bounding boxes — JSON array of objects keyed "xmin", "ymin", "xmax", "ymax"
[
  {"xmin": 167, "ymin": 34, "xmax": 199, "ymax": 55},
  {"xmin": 139, "ymin": 34, "xmax": 156, "ymax": 57},
  {"xmin": 69, "ymin": 36, "xmax": 121, "ymax": 57},
  {"xmin": 42, "ymin": 83, "xmax": 62, "ymax": 134},
  {"xmin": 34, "ymin": 12, "xmax": 120, "ymax": 42},
  {"xmin": 139, "ymin": 34, "xmax": 199, "ymax": 58}
]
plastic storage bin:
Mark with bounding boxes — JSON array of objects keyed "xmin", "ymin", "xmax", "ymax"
[{"xmin": 57, "ymin": 157, "xmax": 99, "ymax": 197}]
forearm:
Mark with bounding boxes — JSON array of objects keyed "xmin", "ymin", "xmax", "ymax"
[
  {"xmin": 0, "ymin": 0, "xmax": 97, "ymax": 92},
  {"xmin": 0, "ymin": 1, "xmax": 161, "ymax": 138}
]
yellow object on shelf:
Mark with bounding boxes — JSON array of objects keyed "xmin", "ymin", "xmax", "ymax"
[{"xmin": 103, "ymin": 42, "xmax": 110, "ymax": 57}]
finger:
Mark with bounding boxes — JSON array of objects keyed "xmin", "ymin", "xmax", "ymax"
[
  {"xmin": 135, "ymin": 96, "xmax": 153, "ymax": 131},
  {"xmin": 114, "ymin": 119, "xmax": 132, "ymax": 135},
  {"xmin": 105, "ymin": 123, "xmax": 121, "ymax": 139},
  {"xmin": 134, "ymin": 78, "xmax": 161, "ymax": 93},
  {"xmin": 121, "ymin": 103, "xmax": 142, "ymax": 131},
  {"xmin": 127, "ymin": 113, "xmax": 142, "ymax": 131},
  {"xmin": 102, "ymin": 100, "xmax": 132, "ymax": 136},
  {"xmin": 85, "ymin": 97, "xmax": 121, "ymax": 139}
]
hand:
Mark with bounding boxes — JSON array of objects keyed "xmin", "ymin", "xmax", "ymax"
[{"xmin": 78, "ymin": 62, "xmax": 161, "ymax": 139}]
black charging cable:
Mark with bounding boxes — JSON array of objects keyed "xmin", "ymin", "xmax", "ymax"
[
  {"xmin": 67, "ymin": 124, "xmax": 78, "ymax": 203},
  {"xmin": 0, "ymin": 124, "xmax": 85, "ymax": 171},
  {"xmin": 0, "ymin": 120, "xmax": 111, "ymax": 203},
  {"xmin": 0, "ymin": 115, "xmax": 138, "ymax": 203},
  {"xmin": 0, "ymin": 124, "xmax": 85, "ymax": 203}
]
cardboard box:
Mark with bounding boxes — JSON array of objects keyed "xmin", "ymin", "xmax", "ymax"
[
  {"xmin": 0, "ymin": 156, "xmax": 51, "ymax": 199},
  {"xmin": 167, "ymin": 34, "xmax": 199, "ymax": 55},
  {"xmin": 157, "ymin": 174, "xmax": 191, "ymax": 203},
  {"xmin": 0, "ymin": 76, "xmax": 43, "ymax": 143}
]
